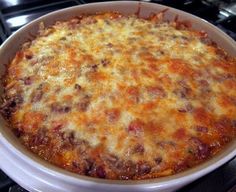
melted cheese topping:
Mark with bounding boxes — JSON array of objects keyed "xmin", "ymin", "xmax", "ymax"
[{"xmin": 2, "ymin": 13, "xmax": 236, "ymax": 179}]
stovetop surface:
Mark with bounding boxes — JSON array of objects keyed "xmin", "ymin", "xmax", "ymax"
[{"xmin": 0, "ymin": 0, "xmax": 236, "ymax": 192}]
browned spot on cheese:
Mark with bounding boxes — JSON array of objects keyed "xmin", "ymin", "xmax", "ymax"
[
  {"xmin": 146, "ymin": 86, "xmax": 166, "ymax": 99},
  {"xmin": 193, "ymin": 108, "xmax": 212, "ymax": 126},
  {"xmin": 148, "ymin": 63, "xmax": 159, "ymax": 71},
  {"xmin": 139, "ymin": 52, "xmax": 157, "ymax": 64},
  {"xmin": 213, "ymin": 60, "xmax": 235, "ymax": 72},
  {"xmin": 127, "ymin": 119, "xmax": 144, "ymax": 137},
  {"xmin": 88, "ymin": 71, "xmax": 109, "ymax": 81},
  {"xmin": 218, "ymin": 95, "xmax": 236, "ymax": 108},
  {"xmin": 141, "ymin": 68, "xmax": 156, "ymax": 78},
  {"xmin": 131, "ymin": 69, "xmax": 139, "ymax": 82},
  {"xmin": 173, "ymin": 110, "xmax": 188, "ymax": 124},
  {"xmin": 224, "ymin": 79, "xmax": 236, "ymax": 90},
  {"xmin": 169, "ymin": 59, "xmax": 196, "ymax": 77},
  {"xmin": 145, "ymin": 121, "xmax": 163, "ymax": 135},
  {"xmin": 63, "ymin": 95, "xmax": 73, "ymax": 101},
  {"xmin": 51, "ymin": 120, "xmax": 67, "ymax": 133},
  {"xmin": 105, "ymin": 108, "xmax": 120, "ymax": 123},
  {"xmin": 126, "ymin": 86, "xmax": 140, "ymax": 104},
  {"xmin": 22, "ymin": 111, "xmax": 45, "ymax": 132},
  {"xmin": 141, "ymin": 102, "xmax": 157, "ymax": 111},
  {"xmin": 173, "ymin": 128, "xmax": 187, "ymax": 140}
]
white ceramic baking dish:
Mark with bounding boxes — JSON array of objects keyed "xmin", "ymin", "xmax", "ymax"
[{"xmin": 0, "ymin": 1, "xmax": 235, "ymax": 192}]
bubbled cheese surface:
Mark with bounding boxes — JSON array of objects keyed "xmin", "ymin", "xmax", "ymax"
[{"xmin": 3, "ymin": 13, "xmax": 236, "ymax": 179}]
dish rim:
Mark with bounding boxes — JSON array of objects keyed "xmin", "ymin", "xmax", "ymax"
[{"xmin": 0, "ymin": 1, "xmax": 235, "ymax": 187}]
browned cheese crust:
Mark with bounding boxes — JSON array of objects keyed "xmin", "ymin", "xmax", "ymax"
[{"xmin": 1, "ymin": 12, "xmax": 236, "ymax": 179}]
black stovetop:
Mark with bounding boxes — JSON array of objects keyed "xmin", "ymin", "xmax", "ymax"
[{"xmin": 0, "ymin": 0, "xmax": 236, "ymax": 192}]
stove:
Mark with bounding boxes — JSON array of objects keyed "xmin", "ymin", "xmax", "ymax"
[{"xmin": 0, "ymin": 0, "xmax": 236, "ymax": 192}]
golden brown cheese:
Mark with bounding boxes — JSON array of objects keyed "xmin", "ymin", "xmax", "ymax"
[{"xmin": 1, "ymin": 12, "xmax": 236, "ymax": 180}]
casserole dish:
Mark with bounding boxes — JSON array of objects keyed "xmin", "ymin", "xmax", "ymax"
[{"xmin": 0, "ymin": 1, "xmax": 235, "ymax": 192}]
